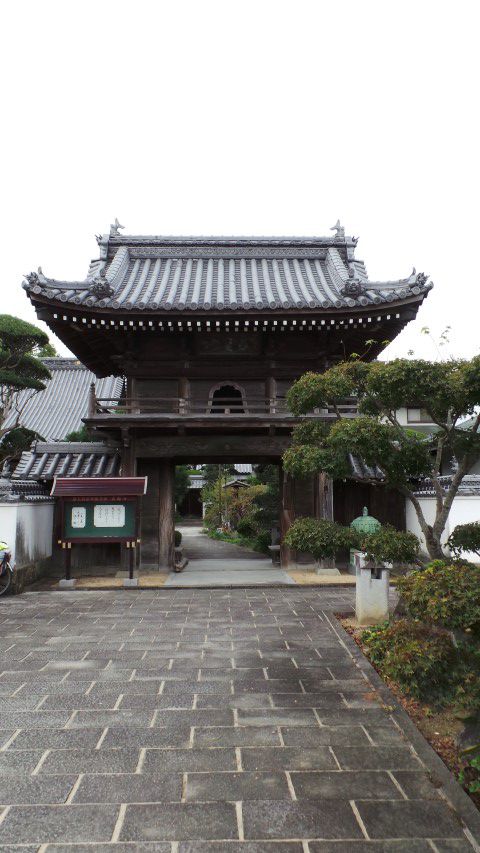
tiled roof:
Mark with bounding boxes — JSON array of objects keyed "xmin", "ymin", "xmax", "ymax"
[
  {"xmin": 413, "ymin": 475, "xmax": 480, "ymax": 497},
  {"xmin": 23, "ymin": 233, "xmax": 433, "ymax": 314},
  {"xmin": 3, "ymin": 358, "xmax": 123, "ymax": 441},
  {"xmin": 12, "ymin": 441, "xmax": 121, "ymax": 481}
]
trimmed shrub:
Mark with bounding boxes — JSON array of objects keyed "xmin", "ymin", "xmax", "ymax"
[
  {"xmin": 360, "ymin": 525, "xmax": 420, "ymax": 567},
  {"xmin": 448, "ymin": 522, "xmax": 480, "ymax": 559},
  {"xmin": 283, "ymin": 517, "xmax": 357, "ymax": 561},
  {"xmin": 397, "ymin": 563, "xmax": 480, "ymax": 634},
  {"xmin": 362, "ymin": 619, "xmax": 457, "ymax": 701},
  {"xmin": 174, "ymin": 530, "xmax": 182, "ymax": 547}
]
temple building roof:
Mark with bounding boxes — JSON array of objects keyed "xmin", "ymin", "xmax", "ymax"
[
  {"xmin": 12, "ymin": 441, "xmax": 121, "ymax": 481},
  {"xmin": 23, "ymin": 227, "xmax": 433, "ymax": 315},
  {"xmin": 2, "ymin": 358, "xmax": 123, "ymax": 440}
]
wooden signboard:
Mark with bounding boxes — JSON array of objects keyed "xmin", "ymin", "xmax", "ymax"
[{"xmin": 51, "ymin": 477, "xmax": 148, "ymax": 585}]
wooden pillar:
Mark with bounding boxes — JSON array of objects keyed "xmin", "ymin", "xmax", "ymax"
[
  {"xmin": 158, "ymin": 460, "xmax": 175, "ymax": 570},
  {"xmin": 88, "ymin": 382, "xmax": 96, "ymax": 417},
  {"xmin": 121, "ymin": 428, "xmax": 135, "ymax": 477},
  {"xmin": 178, "ymin": 377, "xmax": 190, "ymax": 415},
  {"xmin": 265, "ymin": 376, "xmax": 277, "ymax": 413},
  {"xmin": 280, "ymin": 465, "xmax": 294, "ymax": 568}
]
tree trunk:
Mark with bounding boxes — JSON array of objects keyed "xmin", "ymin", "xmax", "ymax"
[{"xmin": 424, "ymin": 526, "xmax": 445, "ymax": 560}]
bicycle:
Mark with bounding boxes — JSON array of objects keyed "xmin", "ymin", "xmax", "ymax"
[{"xmin": 0, "ymin": 543, "xmax": 13, "ymax": 596}]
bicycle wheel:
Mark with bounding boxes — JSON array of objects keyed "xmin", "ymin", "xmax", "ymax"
[{"xmin": 0, "ymin": 564, "xmax": 12, "ymax": 596}]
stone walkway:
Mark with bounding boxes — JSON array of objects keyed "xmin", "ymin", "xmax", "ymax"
[
  {"xmin": 167, "ymin": 525, "xmax": 294, "ymax": 586},
  {"xmin": 0, "ymin": 588, "xmax": 478, "ymax": 850}
]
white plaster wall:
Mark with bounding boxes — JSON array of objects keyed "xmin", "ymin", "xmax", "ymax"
[
  {"xmin": 0, "ymin": 502, "xmax": 54, "ymax": 567},
  {"xmin": 0, "ymin": 504, "xmax": 20, "ymax": 558},
  {"xmin": 15, "ymin": 503, "xmax": 54, "ymax": 567},
  {"xmin": 406, "ymin": 495, "xmax": 480, "ymax": 562}
]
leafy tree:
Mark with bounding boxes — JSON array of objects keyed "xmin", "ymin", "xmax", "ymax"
[
  {"xmin": 37, "ymin": 342, "xmax": 59, "ymax": 357},
  {"xmin": 0, "ymin": 315, "xmax": 51, "ymax": 440},
  {"xmin": 64, "ymin": 425, "xmax": 96, "ymax": 442},
  {"xmin": 202, "ymin": 476, "xmax": 267, "ymax": 533},
  {"xmin": 0, "ymin": 426, "xmax": 43, "ymax": 468},
  {"xmin": 284, "ymin": 358, "xmax": 480, "ymax": 559}
]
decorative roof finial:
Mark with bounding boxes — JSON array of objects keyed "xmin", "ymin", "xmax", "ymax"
[
  {"xmin": 109, "ymin": 218, "xmax": 125, "ymax": 238},
  {"xmin": 330, "ymin": 219, "xmax": 345, "ymax": 238}
]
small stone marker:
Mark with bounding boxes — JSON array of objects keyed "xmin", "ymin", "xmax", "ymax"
[{"xmin": 356, "ymin": 564, "xmax": 390, "ymax": 625}]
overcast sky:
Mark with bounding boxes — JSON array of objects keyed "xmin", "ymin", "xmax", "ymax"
[{"xmin": 2, "ymin": 0, "xmax": 479, "ymax": 363}]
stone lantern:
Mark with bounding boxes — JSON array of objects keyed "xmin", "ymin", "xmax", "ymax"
[
  {"xmin": 351, "ymin": 507, "xmax": 390, "ymax": 626},
  {"xmin": 349, "ymin": 507, "xmax": 381, "ymax": 573}
]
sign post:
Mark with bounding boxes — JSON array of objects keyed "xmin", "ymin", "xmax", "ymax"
[{"xmin": 51, "ymin": 477, "xmax": 148, "ymax": 588}]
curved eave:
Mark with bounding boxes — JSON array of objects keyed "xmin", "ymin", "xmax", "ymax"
[{"xmin": 26, "ymin": 285, "xmax": 431, "ymax": 322}]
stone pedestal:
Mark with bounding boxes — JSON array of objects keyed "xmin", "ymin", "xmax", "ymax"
[
  {"xmin": 355, "ymin": 566, "xmax": 389, "ymax": 625},
  {"xmin": 58, "ymin": 578, "xmax": 76, "ymax": 590}
]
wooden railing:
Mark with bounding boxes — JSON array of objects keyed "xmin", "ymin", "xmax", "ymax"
[{"xmin": 91, "ymin": 394, "xmax": 359, "ymax": 418}]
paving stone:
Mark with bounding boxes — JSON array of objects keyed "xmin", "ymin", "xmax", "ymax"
[
  {"xmin": 40, "ymin": 692, "xmax": 123, "ymax": 709},
  {"xmin": 143, "ymin": 748, "xmax": 237, "ymax": 772},
  {"xmin": 0, "ymin": 711, "xmax": 71, "ymax": 729},
  {"xmin": 185, "ymin": 770, "xmax": 291, "ymax": 801},
  {"xmin": 40, "ymin": 748, "xmax": 140, "ymax": 774},
  {"xmin": 241, "ymin": 746, "xmax": 338, "ymax": 770},
  {"xmin": 0, "ymin": 775, "xmax": 77, "ymax": 805},
  {"xmin": 153, "ymin": 710, "xmax": 234, "ymax": 727},
  {"xmin": 0, "ymin": 729, "xmax": 16, "ymax": 747},
  {"xmin": 67, "ymin": 710, "xmax": 155, "ymax": 728},
  {"xmin": 0, "ymin": 749, "xmax": 45, "ymax": 774},
  {"xmin": 237, "ymin": 709, "xmax": 318, "ymax": 726},
  {"xmin": 101, "ymin": 726, "xmax": 191, "ymax": 749},
  {"xmin": 177, "ymin": 844, "xmax": 303, "ymax": 852},
  {"xmin": 362, "ymin": 725, "xmax": 407, "ymax": 746},
  {"xmin": 332, "ymin": 746, "xmax": 421, "ymax": 771},
  {"xmin": 281, "ymin": 726, "xmax": 369, "ymax": 747},
  {"xmin": 308, "ymin": 843, "xmax": 433, "ymax": 851},
  {"xmin": 356, "ymin": 800, "xmax": 464, "ymax": 839},
  {"xmin": 242, "ymin": 799, "xmax": 363, "ymax": 839},
  {"xmin": 270, "ymin": 693, "xmax": 347, "ymax": 708},
  {"xmin": 193, "ymin": 726, "xmax": 281, "ymax": 747},
  {"xmin": 9, "ymin": 728, "xmax": 105, "ymax": 750},
  {"xmin": 120, "ymin": 802, "xmax": 238, "ymax": 841},
  {"xmin": 43, "ymin": 845, "xmax": 172, "ymax": 852},
  {"xmin": 392, "ymin": 770, "xmax": 442, "ymax": 799},
  {"xmin": 73, "ymin": 772, "xmax": 182, "ymax": 803},
  {"xmin": 311, "ymin": 709, "xmax": 391, "ymax": 726},
  {"xmin": 119, "ymin": 694, "xmax": 197, "ymax": 709},
  {"xmin": 196, "ymin": 693, "xmax": 273, "ymax": 709},
  {"xmin": 0, "ymin": 804, "xmax": 121, "ymax": 844},
  {"xmin": 233, "ymin": 680, "xmax": 303, "ymax": 694},
  {"xmin": 290, "ymin": 770, "xmax": 402, "ymax": 800}
]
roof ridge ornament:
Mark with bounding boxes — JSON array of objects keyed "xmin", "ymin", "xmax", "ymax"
[
  {"xmin": 89, "ymin": 267, "xmax": 114, "ymax": 299},
  {"xmin": 330, "ymin": 219, "xmax": 345, "ymax": 238},
  {"xmin": 109, "ymin": 218, "xmax": 125, "ymax": 238},
  {"xmin": 24, "ymin": 267, "xmax": 46, "ymax": 286}
]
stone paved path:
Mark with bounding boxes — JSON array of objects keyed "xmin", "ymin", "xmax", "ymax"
[
  {"xmin": 0, "ymin": 588, "xmax": 477, "ymax": 850},
  {"xmin": 168, "ymin": 525, "xmax": 294, "ymax": 586}
]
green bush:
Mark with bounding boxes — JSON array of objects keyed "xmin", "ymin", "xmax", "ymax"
[
  {"xmin": 448, "ymin": 522, "xmax": 480, "ymax": 559},
  {"xmin": 362, "ymin": 619, "xmax": 457, "ymax": 701},
  {"xmin": 397, "ymin": 563, "xmax": 480, "ymax": 634},
  {"xmin": 252, "ymin": 530, "xmax": 272, "ymax": 554},
  {"xmin": 361, "ymin": 525, "xmax": 420, "ymax": 567},
  {"xmin": 174, "ymin": 530, "xmax": 182, "ymax": 547},
  {"xmin": 284, "ymin": 517, "xmax": 356, "ymax": 560}
]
